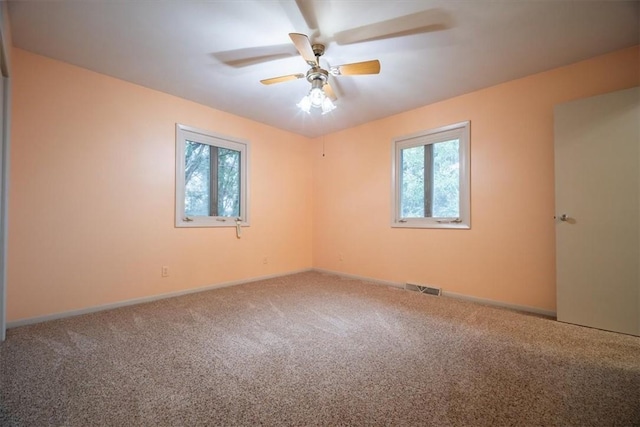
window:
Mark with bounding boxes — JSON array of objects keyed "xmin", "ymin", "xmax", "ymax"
[
  {"xmin": 391, "ymin": 121, "xmax": 470, "ymax": 229},
  {"xmin": 176, "ymin": 124, "xmax": 249, "ymax": 227}
]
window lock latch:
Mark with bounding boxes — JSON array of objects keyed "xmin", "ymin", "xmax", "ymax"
[{"xmin": 183, "ymin": 217, "xmax": 193, "ymax": 222}]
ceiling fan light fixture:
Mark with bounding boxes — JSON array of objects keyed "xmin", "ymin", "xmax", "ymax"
[
  {"xmin": 309, "ymin": 87, "xmax": 325, "ymax": 107},
  {"xmin": 297, "ymin": 95, "xmax": 312, "ymax": 113},
  {"xmin": 321, "ymin": 96, "xmax": 336, "ymax": 115},
  {"xmin": 309, "ymin": 77, "xmax": 326, "ymax": 108},
  {"xmin": 298, "ymin": 77, "xmax": 336, "ymax": 114}
]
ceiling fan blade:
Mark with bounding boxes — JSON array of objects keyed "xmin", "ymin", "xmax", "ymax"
[
  {"xmin": 333, "ymin": 8, "xmax": 451, "ymax": 45},
  {"xmin": 213, "ymin": 44, "xmax": 298, "ymax": 68},
  {"xmin": 294, "ymin": 0, "xmax": 319, "ymax": 31},
  {"xmin": 324, "ymin": 82, "xmax": 337, "ymax": 101},
  {"xmin": 289, "ymin": 33, "xmax": 318, "ymax": 66},
  {"xmin": 260, "ymin": 73, "xmax": 305, "ymax": 85},
  {"xmin": 334, "ymin": 60, "xmax": 380, "ymax": 76}
]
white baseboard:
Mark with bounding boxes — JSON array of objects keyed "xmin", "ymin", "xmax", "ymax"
[
  {"xmin": 7, "ymin": 268, "xmax": 313, "ymax": 329},
  {"xmin": 441, "ymin": 290, "xmax": 556, "ymax": 318},
  {"xmin": 312, "ymin": 268, "xmax": 557, "ymax": 318},
  {"xmin": 313, "ymin": 268, "xmax": 404, "ymax": 289}
]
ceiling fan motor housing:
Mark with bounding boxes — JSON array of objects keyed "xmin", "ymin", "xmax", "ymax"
[{"xmin": 306, "ymin": 67, "xmax": 329, "ymax": 85}]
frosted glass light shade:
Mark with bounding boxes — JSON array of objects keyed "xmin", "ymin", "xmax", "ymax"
[{"xmin": 297, "ymin": 95, "xmax": 312, "ymax": 113}]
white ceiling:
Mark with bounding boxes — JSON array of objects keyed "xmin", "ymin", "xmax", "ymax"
[{"xmin": 7, "ymin": 0, "xmax": 640, "ymax": 138}]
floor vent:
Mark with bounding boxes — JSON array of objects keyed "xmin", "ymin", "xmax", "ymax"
[{"xmin": 405, "ymin": 283, "xmax": 442, "ymax": 296}]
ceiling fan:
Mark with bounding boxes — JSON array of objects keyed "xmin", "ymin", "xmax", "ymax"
[{"xmin": 260, "ymin": 33, "xmax": 381, "ymax": 114}]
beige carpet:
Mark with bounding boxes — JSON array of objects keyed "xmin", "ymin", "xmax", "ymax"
[{"xmin": 1, "ymin": 271, "xmax": 639, "ymax": 426}]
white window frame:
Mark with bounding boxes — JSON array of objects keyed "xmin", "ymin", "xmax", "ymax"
[
  {"xmin": 175, "ymin": 124, "xmax": 250, "ymax": 228},
  {"xmin": 391, "ymin": 121, "xmax": 470, "ymax": 229}
]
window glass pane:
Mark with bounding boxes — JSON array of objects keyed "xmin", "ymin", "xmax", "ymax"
[
  {"xmin": 184, "ymin": 140, "xmax": 210, "ymax": 216},
  {"xmin": 432, "ymin": 139, "xmax": 460, "ymax": 217},
  {"xmin": 218, "ymin": 148, "xmax": 241, "ymax": 217},
  {"xmin": 400, "ymin": 139, "xmax": 460, "ymax": 219},
  {"xmin": 401, "ymin": 145, "xmax": 425, "ymax": 218}
]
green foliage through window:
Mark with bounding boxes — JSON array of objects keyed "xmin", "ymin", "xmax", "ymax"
[
  {"xmin": 400, "ymin": 139, "xmax": 460, "ymax": 218},
  {"xmin": 184, "ymin": 140, "xmax": 240, "ymax": 218}
]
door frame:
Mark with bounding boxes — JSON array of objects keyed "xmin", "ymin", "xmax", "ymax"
[{"xmin": 0, "ymin": 4, "xmax": 11, "ymax": 342}]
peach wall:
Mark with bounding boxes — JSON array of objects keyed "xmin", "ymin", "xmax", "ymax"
[
  {"xmin": 8, "ymin": 48, "xmax": 313, "ymax": 322},
  {"xmin": 312, "ymin": 46, "xmax": 640, "ymax": 312},
  {"xmin": 8, "ymin": 45, "xmax": 639, "ymax": 322}
]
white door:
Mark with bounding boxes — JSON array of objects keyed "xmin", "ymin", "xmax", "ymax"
[{"xmin": 555, "ymin": 87, "xmax": 639, "ymax": 336}]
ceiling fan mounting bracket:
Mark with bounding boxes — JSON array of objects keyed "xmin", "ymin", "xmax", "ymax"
[{"xmin": 312, "ymin": 44, "xmax": 325, "ymax": 58}]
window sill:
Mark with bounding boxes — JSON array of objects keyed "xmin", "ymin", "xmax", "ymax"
[
  {"xmin": 391, "ymin": 219, "xmax": 470, "ymax": 229},
  {"xmin": 176, "ymin": 218, "xmax": 250, "ymax": 228}
]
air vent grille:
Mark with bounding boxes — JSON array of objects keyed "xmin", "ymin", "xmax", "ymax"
[{"xmin": 405, "ymin": 283, "xmax": 441, "ymax": 296}]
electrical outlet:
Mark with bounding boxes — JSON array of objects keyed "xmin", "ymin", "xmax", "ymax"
[
  {"xmin": 339, "ymin": 253, "xmax": 343, "ymax": 262},
  {"xmin": 263, "ymin": 257, "xmax": 268, "ymax": 265},
  {"xmin": 161, "ymin": 266, "xmax": 169, "ymax": 277}
]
